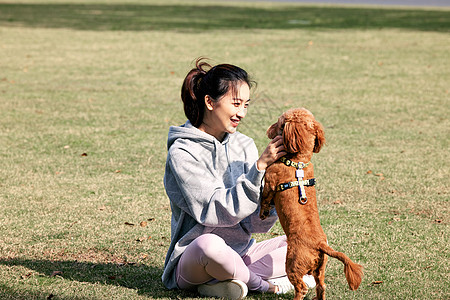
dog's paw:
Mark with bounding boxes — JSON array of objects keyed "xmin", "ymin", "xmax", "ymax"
[{"xmin": 259, "ymin": 209, "xmax": 270, "ymax": 220}]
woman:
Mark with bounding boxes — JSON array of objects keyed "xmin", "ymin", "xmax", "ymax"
[{"xmin": 162, "ymin": 58, "xmax": 315, "ymax": 299}]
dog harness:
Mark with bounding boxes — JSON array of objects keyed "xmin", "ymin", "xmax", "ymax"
[{"xmin": 277, "ymin": 157, "xmax": 316, "ymax": 205}]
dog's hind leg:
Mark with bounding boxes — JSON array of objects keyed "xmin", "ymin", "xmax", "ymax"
[
  {"xmin": 312, "ymin": 253, "xmax": 328, "ymax": 300},
  {"xmin": 286, "ymin": 254, "xmax": 309, "ymax": 300},
  {"xmin": 290, "ymin": 278, "xmax": 308, "ymax": 300},
  {"xmin": 286, "ymin": 268, "xmax": 308, "ymax": 300}
]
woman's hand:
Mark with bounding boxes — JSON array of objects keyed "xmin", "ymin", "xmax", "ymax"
[{"xmin": 256, "ymin": 135, "xmax": 286, "ymax": 171}]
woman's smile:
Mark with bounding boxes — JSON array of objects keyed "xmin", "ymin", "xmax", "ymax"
[{"xmin": 199, "ymin": 82, "xmax": 250, "ymax": 141}]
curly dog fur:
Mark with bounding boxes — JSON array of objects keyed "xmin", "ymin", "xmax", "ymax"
[{"xmin": 260, "ymin": 108, "xmax": 363, "ymax": 300}]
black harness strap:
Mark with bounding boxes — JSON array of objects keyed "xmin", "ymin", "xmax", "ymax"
[
  {"xmin": 276, "ymin": 178, "xmax": 316, "ymax": 192},
  {"xmin": 277, "ymin": 157, "xmax": 315, "ymax": 205}
]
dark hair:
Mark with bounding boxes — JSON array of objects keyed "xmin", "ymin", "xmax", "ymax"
[{"xmin": 181, "ymin": 57, "xmax": 254, "ymax": 127}]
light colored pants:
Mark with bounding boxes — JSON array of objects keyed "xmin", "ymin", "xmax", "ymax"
[{"xmin": 175, "ymin": 233, "xmax": 288, "ymax": 292}]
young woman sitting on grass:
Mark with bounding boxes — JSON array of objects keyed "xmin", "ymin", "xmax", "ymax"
[{"xmin": 162, "ymin": 58, "xmax": 316, "ymax": 299}]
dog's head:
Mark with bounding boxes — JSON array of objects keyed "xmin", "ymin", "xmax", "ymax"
[{"xmin": 267, "ymin": 108, "xmax": 325, "ymax": 154}]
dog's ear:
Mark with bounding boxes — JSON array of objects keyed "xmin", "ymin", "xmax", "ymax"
[
  {"xmin": 283, "ymin": 121, "xmax": 307, "ymax": 153},
  {"xmin": 266, "ymin": 122, "xmax": 279, "ymax": 139},
  {"xmin": 313, "ymin": 120, "xmax": 326, "ymax": 153}
]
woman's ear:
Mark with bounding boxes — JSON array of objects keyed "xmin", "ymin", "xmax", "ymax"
[
  {"xmin": 313, "ymin": 121, "xmax": 326, "ymax": 153},
  {"xmin": 266, "ymin": 122, "xmax": 279, "ymax": 139},
  {"xmin": 204, "ymin": 95, "xmax": 214, "ymax": 111}
]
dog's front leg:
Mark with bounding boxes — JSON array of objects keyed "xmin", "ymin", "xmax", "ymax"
[{"xmin": 260, "ymin": 184, "xmax": 275, "ymax": 220}]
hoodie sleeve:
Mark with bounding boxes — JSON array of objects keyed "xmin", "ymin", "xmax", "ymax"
[{"xmin": 165, "ymin": 145, "xmax": 265, "ymax": 228}]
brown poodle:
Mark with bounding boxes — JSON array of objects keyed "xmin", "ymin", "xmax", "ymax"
[{"xmin": 260, "ymin": 108, "xmax": 363, "ymax": 300}]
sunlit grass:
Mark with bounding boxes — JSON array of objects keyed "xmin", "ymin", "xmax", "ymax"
[{"xmin": 0, "ymin": 0, "xmax": 449, "ymax": 299}]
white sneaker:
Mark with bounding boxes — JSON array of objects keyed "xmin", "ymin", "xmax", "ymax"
[
  {"xmin": 197, "ymin": 279, "xmax": 248, "ymax": 300},
  {"xmin": 268, "ymin": 275, "xmax": 316, "ymax": 294},
  {"xmin": 303, "ymin": 274, "xmax": 316, "ymax": 289},
  {"xmin": 268, "ymin": 276, "xmax": 294, "ymax": 294}
]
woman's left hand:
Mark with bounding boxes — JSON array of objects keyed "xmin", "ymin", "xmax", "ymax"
[{"xmin": 256, "ymin": 135, "xmax": 286, "ymax": 171}]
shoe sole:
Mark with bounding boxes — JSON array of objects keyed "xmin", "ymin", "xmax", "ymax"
[{"xmin": 198, "ymin": 279, "xmax": 248, "ymax": 300}]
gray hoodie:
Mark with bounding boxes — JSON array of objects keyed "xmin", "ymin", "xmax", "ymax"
[{"xmin": 162, "ymin": 120, "xmax": 278, "ymax": 289}]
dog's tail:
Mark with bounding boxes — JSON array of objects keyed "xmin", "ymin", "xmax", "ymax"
[{"xmin": 318, "ymin": 241, "xmax": 363, "ymax": 290}]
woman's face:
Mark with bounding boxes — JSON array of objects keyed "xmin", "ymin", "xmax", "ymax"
[{"xmin": 200, "ymin": 82, "xmax": 250, "ymax": 141}]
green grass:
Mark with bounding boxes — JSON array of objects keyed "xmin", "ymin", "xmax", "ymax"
[{"xmin": 0, "ymin": 0, "xmax": 449, "ymax": 299}]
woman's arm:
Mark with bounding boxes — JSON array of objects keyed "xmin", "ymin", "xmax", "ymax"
[{"xmin": 165, "ymin": 146, "xmax": 264, "ymax": 227}]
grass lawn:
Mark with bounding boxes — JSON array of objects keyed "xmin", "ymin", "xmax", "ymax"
[{"xmin": 0, "ymin": 0, "xmax": 448, "ymax": 299}]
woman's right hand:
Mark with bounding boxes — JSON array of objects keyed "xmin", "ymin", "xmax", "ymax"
[{"xmin": 256, "ymin": 135, "xmax": 286, "ymax": 171}]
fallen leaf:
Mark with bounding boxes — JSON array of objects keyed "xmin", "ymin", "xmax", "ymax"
[
  {"xmin": 21, "ymin": 272, "xmax": 32, "ymax": 279},
  {"xmin": 140, "ymin": 221, "xmax": 147, "ymax": 227},
  {"xmin": 98, "ymin": 205, "xmax": 106, "ymax": 211},
  {"xmin": 333, "ymin": 200, "xmax": 342, "ymax": 205},
  {"xmin": 124, "ymin": 222, "xmax": 135, "ymax": 226},
  {"xmin": 375, "ymin": 173, "xmax": 384, "ymax": 177},
  {"xmin": 371, "ymin": 280, "xmax": 383, "ymax": 285},
  {"xmin": 366, "ymin": 170, "xmax": 373, "ymax": 174},
  {"xmin": 434, "ymin": 219, "xmax": 442, "ymax": 224},
  {"xmin": 51, "ymin": 271, "xmax": 63, "ymax": 277},
  {"xmin": 136, "ymin": 236, "xmax": 151, "ymax": 242},
  {"xmin": 68, "ymin": 221, "xmax": 78, "ymax": 228},
  {"xmin": 115, "ymin": 170, "xmax": 121, "ymax": 173},
  {"xmin": 81, "ymin": 153, "xmax": 88, "ymax": 157},
  {"xmin": 147, "ymin": 218, "xmax": 155, "ymax": 221}
]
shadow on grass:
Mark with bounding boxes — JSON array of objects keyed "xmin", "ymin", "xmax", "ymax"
[
  {"xmin": 0, "ymin": 3, "xmax": 448, "ymax": 32},
  {"xmin": 0, "ymin": 257, "xmax": 194, "ymax": 298},
  {"xmin": 0, "ymin": 257, "xmax": 297, "ymax": 299}
]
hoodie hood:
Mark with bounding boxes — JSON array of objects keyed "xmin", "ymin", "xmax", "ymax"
[{"xmin": 167, "ymin": 120, "xmax": 230, "ymax": 150}]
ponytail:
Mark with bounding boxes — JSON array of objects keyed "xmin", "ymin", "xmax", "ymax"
[
  {"xmin": 181, "ymin": 57, "xmax": 254, "ymax": 127},
  {"xmin": 181, "ymin": 59, "xmax": 211, "ymax": 127}
]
